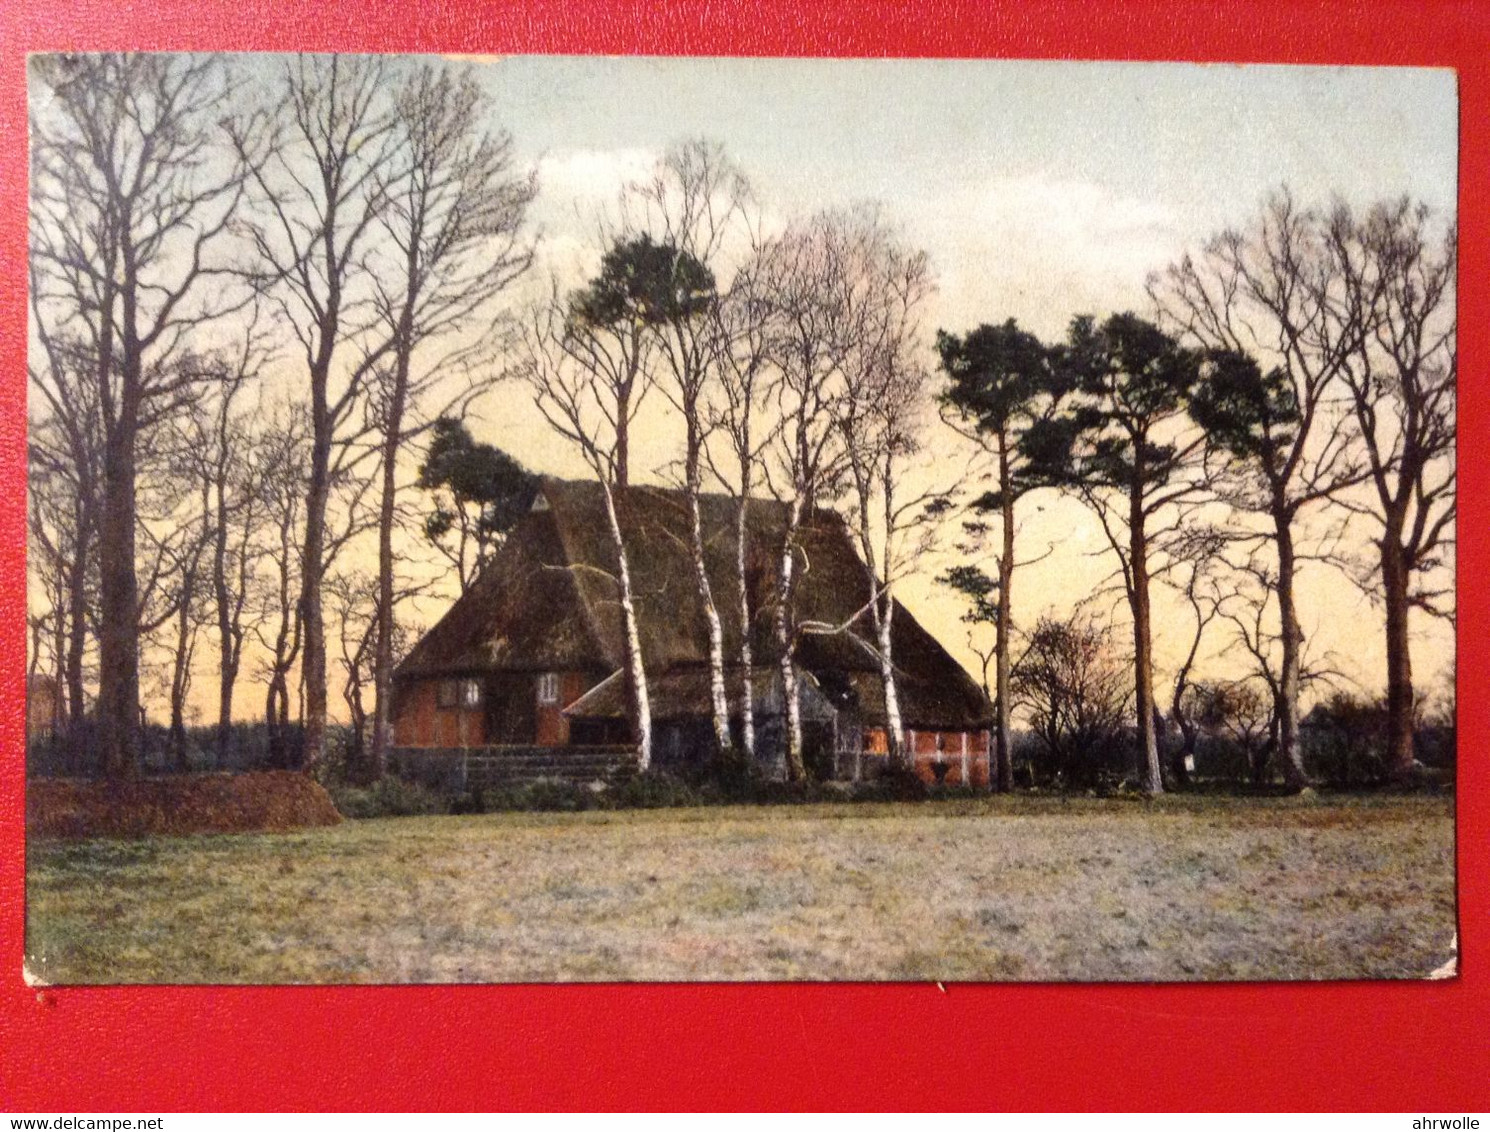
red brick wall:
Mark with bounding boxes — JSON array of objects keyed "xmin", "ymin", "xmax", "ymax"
[
  {"xmin": 904, "ymin": 728, "xmax": 991, "ymax": 788},
  {"xmin": 859, "ymin": 726, "xmax": 992, "ymax": 786},
  {"xmin": 391, "ymin": 680, "xmax": 485, "ymax": 748},
  {"xmin": 393, "ymin": 671, "xmax": 597, "ymax": 748}
]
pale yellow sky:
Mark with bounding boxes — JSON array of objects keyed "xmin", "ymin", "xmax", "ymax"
[{"xmin": 30, "ymin": 56, "xmax": 1457, "ymax": 725}]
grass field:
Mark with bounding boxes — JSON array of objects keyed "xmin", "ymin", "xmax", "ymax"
[{"xmin": 25, "ymin": 793, "xmax": 1456, "ymax": 983}]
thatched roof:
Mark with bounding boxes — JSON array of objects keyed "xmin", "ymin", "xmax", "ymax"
[
  {"xmin": 397, "ymin": 477, "xmax": 992, "ymax": 729},
  {"xmin": 562, "ymin": 666, "xmax": 787, "ymax": 723}
]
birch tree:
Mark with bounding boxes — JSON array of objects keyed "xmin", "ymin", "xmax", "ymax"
[
  {"xmin": 516, "ymin": 266, "xmax": 660, "ymax": 768},
  {"xmin": 837, "ymin": 216, "xmax": 938, "ymax": 771},
  {"xmin": 707, "ymin": 245, "xmax": 778, "ymax": 760},
  {"xmin": 625, "ymin": 139, "xmax": 753, "ymax": 757},
  {"xmin": 751, "ymin": 210, "xmax": 870, "ymax": 780}
]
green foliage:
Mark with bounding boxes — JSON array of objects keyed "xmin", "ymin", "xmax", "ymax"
[
  {"xmin": 936, "ymin": 318, "xmax": 1066, "ymax": 508},
  {"xmin": 938, "ymin": 563, "xmax": 999, "ymax": 626},
  {"xmin": 1022, "ymin": 313, "xmax": 1201, "ymax": 491},
  {"xmin": 568, "ymin": 233, "xmax": 716, "ymax": 328},
  {"xmin": 416, "ymin": 417, "xmax": 538, "ymax": 576},
  {"xmin": 605, "ymin": 771, "xmax": 702, "ymax": 809},
  {"xmin": 328, "ymin": 775, "xmax": 447, "ymax": 819},
  {"xmin": 1188, "ymin": 349, "xmax": 1300, "ymax": 471},
  {"xmin": 857, "ymin": 763, "xmax": 930, "ymax": 802},
  {"xmin": 1302, "ymin": 693, "xmax": 1390, "ymax": 787}
]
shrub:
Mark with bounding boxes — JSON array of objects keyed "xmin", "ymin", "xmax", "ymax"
[
  {"xmin": 855, "ymin": 763, "xmax": 929, "ymax": 803},
  {"xmin": 604, "ymin": 771, "xmax": 701, "ymax": 810},
  {"xmin": 1302, "ymin": 693, "xmax": 1389, "ymax": 787},
  {"xmin": 328, "ymin": 775, "xmax": 445, "ymax": 819}
]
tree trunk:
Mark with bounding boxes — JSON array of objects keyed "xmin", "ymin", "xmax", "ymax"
[
  {"xmin": 876, "ymin": 596, "xmax": 905, "ymax": 770},
  {"xmin": 1128, "ymin": 492, "xmax": 1163, "ymax": 795},
  {"xmin": 774, "ymin": 498, "xmax": 807, "ymax": 781},
  {"xmin": 685, "ymin": 428, "xmax": 731, "ymax": 755},
  {"xmin": 266, "ymin": 678, "xmax": 285, "ymax": 768},
  {"xmin": 213, "ymin": 458, "xmax": 236, "ymax": 766},
  {"xmin": 1273, "ymin": 510, "xmax": 1309, "ymax": 790},
  {"xmin": 994, "ymin": 440, "xmax": 1016, "ymax": 792},
  {"xmin": 168, "ymin": 573, "xmax": 194, "ymax": 772},
  {"xmin": 853, "ymin": 469, "xmax": 904, "ymax": 770},
  {"xmin": 369, "ymin": 429, "xmax": 399, "ymax": 781},
  {"xmin": 370, "ymin": 333, "xmax": 412, "ymax": 784},
  {"xmin": 876, "ymin": 469, "xmax": 906, "ymax": 771},
  {"xmin": 601, "ymin": 484, "xmax": 650, "ymax": 769},
  {"xmin": 63, "ymin": 515, "xmax": 90, "ymax": 730},
  {"xmin": 299, "ymin": 352, "xmax": 333, "ymax": 771},
  {"xmin": 1381, "ymin": 532, "xmax": 1417, "ymax": 780},
  {"xmin": 615, "ymin": 382, "xmax": 630, "ymax": 493},
  {"xmin": 734, "ymin": 492, "xmax": 756, "ymax": 759},
  {"xmin": 97, "ymin": 407, "xmax": 141, "ymax": 777}
]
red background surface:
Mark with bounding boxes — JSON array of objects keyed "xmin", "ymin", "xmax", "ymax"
[{"xmin": 0, "ymin": 0, "xmax": 1486, "ymax": 1112}]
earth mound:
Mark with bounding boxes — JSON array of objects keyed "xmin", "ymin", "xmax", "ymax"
[{"xmin": 27, "ymin": 771, "xmax": 343, "ymax": 840}]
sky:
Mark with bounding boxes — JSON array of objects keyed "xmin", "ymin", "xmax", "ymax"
[
  {"xmin": 32, "ymin": 54, "xmax": 1458, "ymax": 722},
  {"xmin": 441, "ymin": 56, "xmax": 1457, "ymax": 704}
]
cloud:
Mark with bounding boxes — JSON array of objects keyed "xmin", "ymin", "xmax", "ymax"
[
  {"xmin": 533, "ymin": 147, "xmax": 658, "ymax": 212},
  {"xmin": 908, "ymin": 174, "xmax": 1184, "ymax": 340}
]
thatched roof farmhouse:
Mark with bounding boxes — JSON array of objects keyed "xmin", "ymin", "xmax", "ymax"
[{"xmin": 392, "ymin": 478, "xmax": 993, "ymax": 784}]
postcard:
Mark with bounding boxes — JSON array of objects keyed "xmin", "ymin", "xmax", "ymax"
[{"xmin": 23, "ymin": 53, "xmax": 1457, "ymax": 983}]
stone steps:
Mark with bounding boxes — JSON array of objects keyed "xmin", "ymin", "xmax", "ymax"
[{"xmin": 388, "ymin": 745, "xmax": 641, "ymax": 790}]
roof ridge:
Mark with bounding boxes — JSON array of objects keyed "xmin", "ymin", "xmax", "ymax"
[{"xmin": 537, "ymin": 473, "xmax": 818, "ymax": 515}]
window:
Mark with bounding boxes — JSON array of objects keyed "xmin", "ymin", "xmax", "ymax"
[
  {"xmin": 536, "ymin": 672, "xmax": 559, "ymax": 705},
  {"xmin": 437, "ymin": 679, "xmax": 481, "ymax": 709}
]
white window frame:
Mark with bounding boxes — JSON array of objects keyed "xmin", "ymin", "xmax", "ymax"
[
  {"xmin": 458, "ymin": 678, "xmax": 481, "ymax": 709},
  {"xmin": 536, "ymin": 672, "xmax": 559, "ymax": 705}
]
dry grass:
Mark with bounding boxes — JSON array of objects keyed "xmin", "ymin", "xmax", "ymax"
[{"xmin": 25, "ymin": 793, "xmax": 1456, "ymax": 983}]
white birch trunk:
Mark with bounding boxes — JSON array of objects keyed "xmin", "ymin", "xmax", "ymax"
[
  {"xmin": 876, "ymin": 597, "xmax": 905, "ymax": 769},
  {"xmin": 600, "ymin": 482, "xmax": 651, "ymax": 769},
  {"xmin": 688, "ymin": 486, "xmax": 732, "ymax": 753},
  {"xmin": 734, "ymin": 494, "xmax": 756, "ymax": 758},
  {"xmin": 774, "ymin": 497, "xmax": 806, "ymax": 780}
]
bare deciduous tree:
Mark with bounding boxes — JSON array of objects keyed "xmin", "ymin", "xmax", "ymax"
[
  {"xmin": 26, "ymin": 328, "xmax": 102, "ymax": 737},
  {"xmin": 235, "ymin": 53, "xmax": 397, "ymax": 771},
  {"xmin": 625, "ymin": 138, "xmax": 753, "ymax": 757},
  {"xmin": 1153, "ymin": 190, "xmax": 1372, "ymax": 789},
  {"xmin": 516, "ymin": 272, "xmax": 659, "ymax": 768},
  {"xmin": 837, "ymin": 213, "xmax": 939, "ymax": 771},
  {"xmin": 30, "ymin": 53, "xmax": 254, "ymax": 775},
  {"xmin": 252, "ymin": 403, "xmax": 310, "ymax": 768},
  {"xmin": 750, "ymin": 210, "xmax": 868, "ymax": 779},
  {"xmin": 1325, "ymin": 198, "xmax": 1456, "ymax": 779},
  {"xmin": 1013, "ymin": 611, "xmax": 1131, "ymax": 788},
  {"xmin": 707, "ymin": 241, "xmax": 778, "ymax": 761},
  {"xmin": 366, "ymin": 62, "xmax": 536, "ymax": 778}
]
